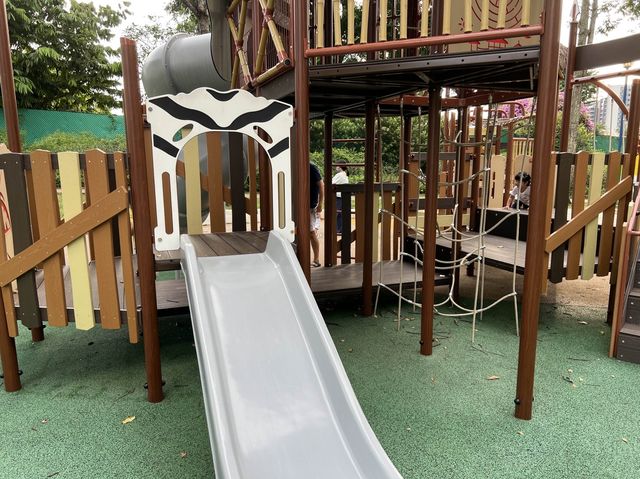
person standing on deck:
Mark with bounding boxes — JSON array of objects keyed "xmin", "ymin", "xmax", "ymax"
[
  {"xmin": 310, "ymin": 163, "xmax": 324, "ymax": 267},
  {"xmin": 332, "ymin": 162, "xmax": 349, "ymax": 234}
]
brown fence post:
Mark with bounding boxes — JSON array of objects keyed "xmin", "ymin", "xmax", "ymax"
[{"xmin": 121, "ymin": 37, "xmax": 163, "ymax": 403}]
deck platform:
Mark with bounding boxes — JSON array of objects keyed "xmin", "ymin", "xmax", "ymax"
[{"xmin": 18, "ymin": 232, "xmax": 450, "ymax": 323}]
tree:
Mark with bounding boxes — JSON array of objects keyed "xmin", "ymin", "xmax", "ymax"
[
  {"xmin": 5, "ymin": 0, "xmax": 129, "ymax": 113},
  {"xmin": 124, "ymin": 16, "xmax": 185, "ymax": 61},
  {"xmin": 598, "ymin": 0, "xmax": 640, "ymax": 34},
  {"xmin": 166, "ymin": 0, "xmax": 210, "ymax": 34}
]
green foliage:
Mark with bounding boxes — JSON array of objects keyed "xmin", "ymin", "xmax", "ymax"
[
  {"xmin": 26, "ymin": 131, "xmax": 126, "ymax": 152},
  {"xmin": 6, "ymin": 0, "xmax": 129, "ymax": 113},
  {"xmin": 165, "ymin": 0, "xmax": 210, "ymax": 34},
  {"xmin": 598, "ymin": 0, "xmax": 640, "ymax": 34},
  {"xmin": 124, "ymin": 16, "xmax": 186, "ymax": 61}
]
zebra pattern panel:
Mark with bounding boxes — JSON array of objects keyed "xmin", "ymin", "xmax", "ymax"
[{"xmin": 146, "ymin": 87, "xmax": 294, "ymax": 251}]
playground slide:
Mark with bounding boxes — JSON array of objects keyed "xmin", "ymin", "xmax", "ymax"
[{"xmin": 181, "ymin": 232, "xmax": 402, "ymax": 479}]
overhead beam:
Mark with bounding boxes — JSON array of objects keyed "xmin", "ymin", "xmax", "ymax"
[{"xmin": 574, "ymin": 33, "xmax": 640, "ymax": 72}]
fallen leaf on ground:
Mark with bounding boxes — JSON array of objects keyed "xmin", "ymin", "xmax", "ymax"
[
  {"xmin": 121, "ymin": 416, "xmax": 136, "ymax": 425},
  {"xmin": 180, "ymin": 451, "xmax": 188, "ymax": 458},
  {"xmin": 622, "ymin": 437, "xmax": 629, "ymax": 443},
  {"xmin": 577, "ymin": 321, "xmax": 588, "ymax": 325},
  {"xmin": 517, "ymin": 431, "xmax": 524, "ymax": 436},
  {"xmin": 348, "ymin": 348, "xmax": 353, "ymax": 353},
  {"xmin": 486, "ymin": 375, "xmax": 500, "ymax": 380},
  {"xmin": 41, "ymin": 419, "xmax": 49, "ymax": 425}
]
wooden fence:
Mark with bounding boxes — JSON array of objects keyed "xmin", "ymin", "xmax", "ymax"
[{"xmin": 0, "ymin": 150, "xmax": 138, "ymax": 342}]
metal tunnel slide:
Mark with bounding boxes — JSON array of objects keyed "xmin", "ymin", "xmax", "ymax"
[{"xmin": 181, "ymin": 232, "xmax": 402, "ymax": 478}]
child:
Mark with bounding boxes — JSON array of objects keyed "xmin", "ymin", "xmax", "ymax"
[{"xmin": 506, "ymin": 172, "xmax": 531, "ymax": 210}]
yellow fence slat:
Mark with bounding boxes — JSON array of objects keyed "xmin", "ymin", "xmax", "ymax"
[
  {"xmin": 333, "ymin": 0, "xmax": 342, "ymax": 45},
  {"xmin": 581, "ymin": 152, "xmax": 605, "ymax": 280},
  {"xmin": 184, "ymin": 137, "xmax": 203, "ymax": 234},
  {"xmin": 58, "ymin": 152, "xmax": 95, "ymax": 330},
  {"xmin": 0, "ymin": 210, "xmax": 17, "ymax": 337}
]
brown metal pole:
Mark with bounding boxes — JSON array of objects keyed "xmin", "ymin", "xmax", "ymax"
[
  {"xmin": 121, "ymin": 38, "xmax": 163, "ymax": 403},
  {"xmin": 559, "ymin": 3, "xmax": 578, "ymax": 151},
  {"xmin": 362, "ymin": 101, "xmax": 376, "ymax": 316},
  {"xmin": 0, "ymin": 0, "xmax": 45, "ymax": 343},
  {"xmin": 471, "ymin": 106, "xmax": 483, "ymax": 232},
  {"xmin": 293, "ymin": 0, "xmax": 311, "ymax": 282},
  {"xmin": 0, "ymin": 0, "xmax": 20, "ymax": 152},
  {"xmin": 324, "ymin": 113, "xmax": 335, "ymax": 266},
  {"xmin": 420, "ymin": 86, "xmax": 441, "ymax": 356},
  {"xmin": 514, "ymin": 0, "xmax": 562, "ymax": 420},
  {"xmin": 626, "ymin": 80, "xmax": 640, "ymax": 180},
  {"xmin": 401, "ymin": 114, "xmax": 412, "ymax": 237}
]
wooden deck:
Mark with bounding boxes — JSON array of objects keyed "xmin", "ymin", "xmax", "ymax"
[{"xmin": 20, "ymin": 231, "xmax": 450, "ymax": 322}]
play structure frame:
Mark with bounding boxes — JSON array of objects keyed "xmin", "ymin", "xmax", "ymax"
[{"xmin": 0, "ymin": 1, "xmax": 639, "ymax": 427}]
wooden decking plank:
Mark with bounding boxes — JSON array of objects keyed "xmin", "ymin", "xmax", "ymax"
[
  {"xmin": 566, "ymin": 151, "xmax": 589, "ymax": 280},
  {"xmin": 200, "ymin": 234, "xmax": 240, "ymax": 256},
  {"xmin": 190, "ymin": 235, "xmax": 218, "ymax": 257},
  {"xmin": 228, "ymin": 231, "xmax": 270, "ymax": 252},
  {"xmin": 217, "ymin": 232, "xmax": 260, "ymax": 254}
]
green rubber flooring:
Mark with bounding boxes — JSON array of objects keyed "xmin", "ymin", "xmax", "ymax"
[{"xmin": 1, "ymin": 294, "xmax": 639, "ymax": 478}]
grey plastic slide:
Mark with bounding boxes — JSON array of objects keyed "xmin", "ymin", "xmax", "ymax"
[{"xmin": 181, "ymin": 232, "xmax": 403, "ymax": 479}]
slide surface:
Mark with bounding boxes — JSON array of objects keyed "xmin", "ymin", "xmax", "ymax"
[{"xmin": 181, "ymin": 232, "xmax": 402, "ymax": 479}]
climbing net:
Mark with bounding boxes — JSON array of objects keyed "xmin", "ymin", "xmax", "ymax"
[{"xmin": 374, "ymin": 96, "xmax": 537, "ymax": 341}]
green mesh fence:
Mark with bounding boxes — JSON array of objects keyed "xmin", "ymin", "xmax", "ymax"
[{"xmin": 0, "ymin": 108, "xmax": 125, "ymax": 144}]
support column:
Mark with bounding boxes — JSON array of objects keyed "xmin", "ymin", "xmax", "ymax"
[
  {"xmin": 293, "ymin": 0, "xmax": 311, "ymax": 281},
  {"xmin": 0, "ymin": 0, "xmax": 44, "ymax": 343},
  {"xmin": 324, "ymin": 113, "xmax": 335, "ymax": 266},
  {"xmin": 121, "ymin": 38, "xmax": 163, "ymax": 403},
  {"xmin": 401, "ymin": 114, "xmax": 412, "ymax": 237},
  {"xmin": 362, "ymin": 101, "xmax": 376, "ymax": 316},
  {"xmin": 559, "ymin": 4, "xmax": 578, "ymax": 151},
  {"xmin": 420, "ymin": 86, "xmax": 441, "ymax": 355},
  {"xmin": 504, "ymin": 104, "xmax": 515, "ymax": 206},
  {"xmin": 626, "ymin": 80, "xmax": 640, "ymax": 179},
  {"xmin": 229, "ymin": 133, "xmax": 247, "ymax": 231},
  {"xmin": 514, "ymin": 0, "xmax": 562, "ymax": 420}
]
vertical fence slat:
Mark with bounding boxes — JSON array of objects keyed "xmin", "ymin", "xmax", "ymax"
[
  {"xmin": 549, "ymin": 153, "xmax": 573, "ymax": 283},
  {"xmin": 379, "ymin": 0, "xmax": 388, "ymax": 41},
  {"xmin": 481, "ymin": 0, "xmax": 490, "ymax": 30},
  {"xmin": 597, "ymin": 152, "xmax": 622, "ymax": 276},
  {"xmin": 58, "ymin": 152, "xmax": 95, "ymax": 330},
  {"xmin": 442, "ymin": 0, "xmax": 451, "ymax": 35},
  {"xmin": 581, "ymin": 152, "xmax": 606, "ymax": 280},
  {"xmin": 0, "ymin": 154, "xmax": 41, "ymax": 329},
  {"xmin": 497, "ymin": 0, "xmax": 507, "ymax": 28},
  {"xmin": 143, "ymin": 125, "xmax": 158, "ymax": 229},
  {"xmin": 316, "ymin": 0, "xmax": 325, "ymax": 48},
  {"xmin": 565, "ymin": 151, "xmax": 589, "ymax": 280},
  {"xmin": 611, "ymin": 153, "xmax": 632, "ymax": 281},
  {"xmin": 114, "ymin": 152, "xmax": 139, "ymax": 343},
  {"xmin": 247, "ymin": 137, "xmax": 258, "ymax": 231},
  {"xmin": 463, "ymin": 0, "xmax": 472, "ymax": 32},
  {"xmin": 0, "ymin": 209, "xmax": 17, "ymax": 337},
  {"xmin": 85, "ymin": 149, "xmax": 121, "ymax": 329},
  {"xmin": 206, "ymin": 132, "xmax": 226, "ymax": 232},
  {"xmin": 522, "ymin": 0, "xmax": 531, "ymax": 26},
  {"xmin": 184, "ymin": 136, "xmax": 204, "ymax": 234},
  {"xmin": 333, "ymin": 0, "xmax": 342, "ymax": 45},
  {"xmin": 420, "ymin": 0, "xmax": 429, "ymax": 37},
  {"xmin": 399, "ymin": 0, "xmax": 408, "ymax": 39},
  {"xmin": 355, "ymin": 191, "xmax": 364, "ymax": 262},
  {"xmin": 31, "ymin": 150, "xmax": 68, "ymax": 327},
  {"xmin": 360, "ymin": 0, "xmax": 370, "ymax": 43},
  {"xmin": 347, "ymin": 0, "xmax": 355, "ymax": 44}
]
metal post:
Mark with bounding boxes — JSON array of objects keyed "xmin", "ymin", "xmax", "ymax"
[
  {"xmin": 324, "ymin": 113, "xmax": 335, "ymax": 266},
  {"xmin": 559, "ymin": 3, "xmax": 578, "ymax": 151},
  {"xmin": 514, "ymin": 0, "xmax": 563, "ymax": 420},
  {"xmin": 420, "ymin": 85, "xmax": 441, "ymax": 355},
  {"xmin": 363, "ymin": 101, "xmax": 376, "ymax": 316},
  {"xmin": 627, "ymin": 80, "xmax": 640, "ymax": 180},
  {"xmin": 121, "ymin": 38, "xmax": 163, "ymax": 403}
]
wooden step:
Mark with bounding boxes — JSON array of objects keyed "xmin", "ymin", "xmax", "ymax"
[
  {"xmin": 617, "ymin": 327, "xmax": 640, "ymax": 364},
  {"xmin": 624, "ymin": 289, "xmax": 640, "ymax": 325}
]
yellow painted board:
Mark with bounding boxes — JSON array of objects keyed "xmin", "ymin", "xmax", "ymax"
[
  {"xmin": 420, "ymin": 0, "xmax": 429, "ymax": 37},
  {"xmin": 58, "ymin": 152, "xmax": 95, "ymax": 330},
  {"xmin": 316, "ymin": 0, "xmax": 325, "ymax": 48},
  {"xmin": 333, "ymin": 0, "xmax": 341, "ymax": 45},
  {"xmin": 581, "ymin": 153, "xmax": 605, "ymax": 280},
  {"xmin": 360, "ymin": 0, "xmax": 369, "ymax": 43},
  {"xmin": 399, "ymin": 0, "xmax": 408, "ymax": 39},
  {"xmin": 347, "ymin": 0, "xmax": 355, "ymax": 45},
  {"xmin": 184, "ymin": 137, "xmax": 203, "ymax": 234},
  {"xmin": 379, "ymin": 0, "xmax": 388, "ymax": 41}
]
